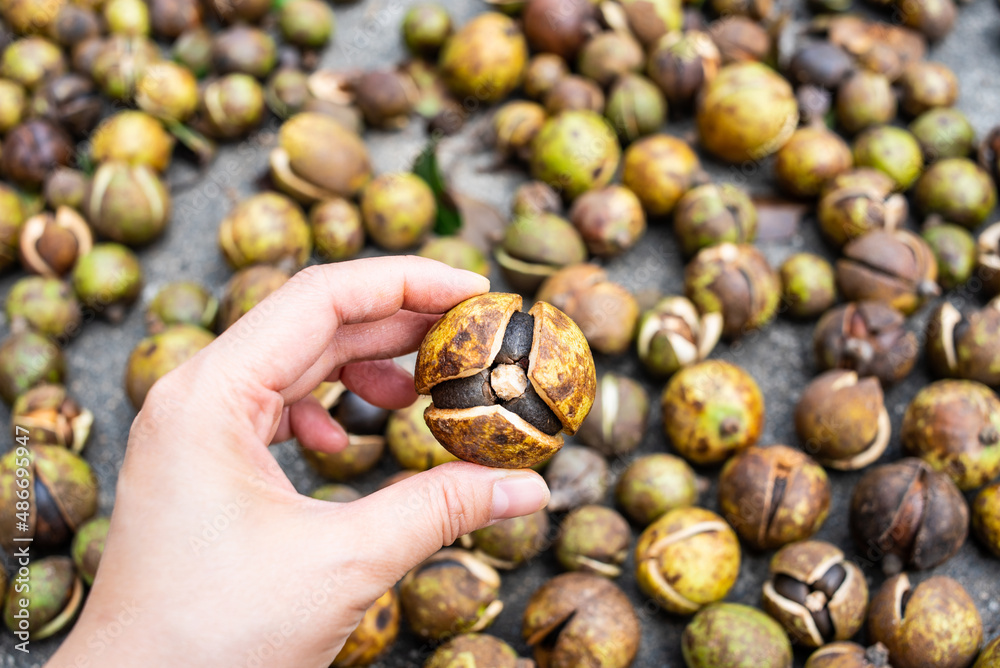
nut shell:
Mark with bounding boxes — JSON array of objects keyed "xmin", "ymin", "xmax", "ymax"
[
  {"xmin": 425, "ymin": 634, "xmax": 525, "ymax": 668},
  {"xmin": 439, "ymin": 13, "xmax": 526, "ymax": 103},
  {"xmin": 530, "ymin": 110, "xmax": 621, "ymax": 200},
  {"xmin": 637, "ymin": 296, "xmax": 722, "ymax": 377},
  {"xmin": 852, "ymin": 125, "xmax": 923, "ymax": 191},
  {"xmin": 972, "ymin": 481, "xmax": 1000, "ymax": 558},
  {"xmin": 925, "ymin": 301, "xmax": 1000, "ymax": 387},
  {"xmin": 568, "ymin": 185, "xmax": 646, "ymax": 257},
  {"xmin": 762, "ymin": 540, "xmax": 868, "ymax": 647},
  {"xmin": 662, "ymin": 360, "xmax": 764, "ymax": 465},
  {"xmin": 922, "ymin": 223, "xmax": 976, "ymax": 289},
  {"xmin": 386, "ymin": 396, "xmax": 457, "ymax": 471},
  {"xmin": 901, "ymin": 380, "xmax": 1000, "ymax": 491},
  {"xmin": 685, "ymin": 243, "xmax": 780, "ymax": 339},
  {"xmin": 70, "ymin": 515, "xmax": 109, "ymax": 586},
  {"xmin": 5, "ymin": 275, "xmax": 82, "ymax": 340},
  {"xmin": 868, "ymin": 574, "xmax": 982, "ymax": 668},
  {"xmin": 536, "ymin": 264, "xmax": 639, "ymax": 356},
  {"xmin": 271, "ymin": 112, "xmax": 372, "ymax": 202},
  {"xmin": 795, "ymin": 370, "xmax": 890, "ymax": 470},
  {"xmin": 804, "ymin": 642, "xmax": 892, "ymax": 668},
  {"xmin": 18, "ymin": 207, "xmax": 93, "ymax": 279},
  {"xmin": 217, "ymin": 192, "xmax": 312, "ymax": 271},
  {"xmin": 555, "ymin": 505, "xmax": 631, "ymax": 578},
  {"xmin": 416, "ymin": 294, "xmax": 596, "ymax": 468},
  {"xmin": 697, "ymin": 62, "xmax": 797, "ymax": 163},
  {"xmin": 780, "ymin": 253, "xmax": 838, "ymax": 319},
  {"xmin": 360, "ymin": 173, "xmax": 436, "ymax": 251},
  {"xmin": 914, "ymin": 158, "xmax": 996, "ymax": 230},
  {"xmin": 217, "ymin": 265, "xmax": 290, "ymax": 332},
  {"xmin": 400, "ymin": 549, "xmax": 503, "ymax": 641},
  {"xmin": 0, "ymin": 331, "xmax": 66, "ymax": 405},
  {"xmin": 469, "ymin": 510, "xmax": 549, "ymax": 570},
  {"xmin": 10, "ymin": 383, "xmax": 92, "ymax": 453},
  {"xmin": 125, "ymin": 325, "xmax": 215, "ymax": 409},
  {"xmin": 616, "ymin": 453, "xmax": 698, "ymax": 526},
  {"xmin": 836, "ymin": 229, "xmax": 939, "ymax": 315},
  {"xmin": 975, "ymin": 636, "xmax": 1000, "ymax": 668},
  {"xmin": 416, "ymin": 293, "xmax": 521, "ymax": 394},
  {"xmin": 544, "ymin": 445, "xmax": 608, "ymax": 513},
  {"xmin": 774, "ymin": 126, "xmax": 853, "ymax": 198},
  {"xmin": 301, "ymin": 436, "xmax": 384, "ymax": 481},
  {"xmin": 424, "ymin": 399, "xmax": 560, "ymax": 468},
  {"xmin": 576, "ymin": 372, "xmax": 649, "ymax": 457},
  {"xmin": 635, "ymin": 507, "xmax": 741, "ymax": 614},
  {"xmin": 850, "ymin": 458, "xmax": 968, "ymax": 574},
  {"xmin": 1, "ymin": 555, "xmax": 83, "ymax": 640},
  {"xmin": 621, "ymin": 133, "xmax": 701, "ymax": 216},
  {"xmin": 522, "ymin": 572, "xmax": 640, "ymax": 668},
  {"xmin": 673, "ymin": 184, "xmax": 757, "ymax": 257},
  {"xmin": 813, "ymin": 301, "xmax": 918, "ymax": 386},
  {"xmin": 719, "ymin": 445, "xmax": 831, "ymax": 550},
  {"xmin": 0, "ymin": 445, "xmax": 98, "ymax": 552},
  {"xmin": 682, "ymin": 603, "xmax": 792, "ymax": 668},
  {"xmin": 332, "ymin": 589, "xmax": 400, "ymax": 667},
  {"xmin": 817, "ymin": 179, "xmax": 907, "ymax": 248}
]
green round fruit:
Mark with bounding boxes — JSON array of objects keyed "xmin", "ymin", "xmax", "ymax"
[
  {"xmin": 852, "ymin": 125, "xmax": 923, "ymax": 191},
  {"xmin": 682, "ymin": 603, "xmax": 793, "ymax": 668},
  {"xmin": 438, "ymin": 13, "xmax": 526, "ymax": 103},
  {"xmin": 914, "ymin": 158, "xmax": 996, "ymax": 229},
  {"xmin": 530, "ymin": 110, "xmax": 621, "ymax": 200},
  {"xmin": 360, "ymin": 173, "xmax": 436, "ymax": 251},
  {"xmin": 697, "ymin": 62, "xmax": 797, "ymax": 163}
]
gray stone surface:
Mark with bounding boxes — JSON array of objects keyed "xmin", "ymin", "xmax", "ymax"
[{"xmin": 2, "ymin": 0, "xmax": 1000, "ymax": 665}]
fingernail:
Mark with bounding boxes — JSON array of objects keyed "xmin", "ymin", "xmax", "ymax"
[
  {"xmin": 492, "ymin": 474, "xmax": 549, "ymax": 520},
  {"xmin": 459, "ymin": 270, "xmax": 490, "ymax": 293}
]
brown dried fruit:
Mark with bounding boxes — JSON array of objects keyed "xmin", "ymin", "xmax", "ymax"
[{"xmin": 414, "ymin": 293, "xmax": 596, "ymax": 469}]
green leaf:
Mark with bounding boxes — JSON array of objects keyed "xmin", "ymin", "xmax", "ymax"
[
  {"xmin": 413, "ymin": 142, "xmax": 463, "ymax": 236},
  {"xmin": 271, "ymin": 0, "xmax": 292, "ymax": 9}
]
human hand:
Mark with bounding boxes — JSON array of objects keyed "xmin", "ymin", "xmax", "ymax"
[{"xmin": 47, "ymin": 257, "xmax": 550, "ymax": 668}]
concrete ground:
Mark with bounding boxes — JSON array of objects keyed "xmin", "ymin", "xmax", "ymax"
[{"xmin": 2, "ymin": 0, "xmax": 1000, "ymax": 665}]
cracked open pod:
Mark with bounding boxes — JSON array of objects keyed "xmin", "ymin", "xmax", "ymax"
[
  {"xmin": 522, "ymin": 572, "xmax": 640, "ymax": 668},
  {"xmin": 400, "ymin": 549, "xmax": 503, "ymax": 641},
  {"xmin": 634, "ymin": 506, "xmax": 741, "ymax": 615},
  {"xmin": 414, "ymin": 293, "xmax": 596, "ymax": 469}
]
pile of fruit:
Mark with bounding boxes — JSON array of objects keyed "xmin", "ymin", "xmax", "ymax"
[{"xmin": 0, "ymin": 0, "xmax": 1000, "ymax": 664}]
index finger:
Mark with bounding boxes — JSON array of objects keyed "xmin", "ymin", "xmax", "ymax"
[{"xmin": 207, "ymin": 256, "xmax": 489, "ymax": 397}]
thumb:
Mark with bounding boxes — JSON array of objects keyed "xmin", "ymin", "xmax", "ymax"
[{"xmin": 337, "ymin": 462, "xmax": 549, "ymax": 581}]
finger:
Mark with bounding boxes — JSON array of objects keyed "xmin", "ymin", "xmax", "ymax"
[
  {"xmin": 328, "ymin": 463, "xmax": 549, "ymax": 580},
  {"xmin": 338, "ymin": 360, "xmax": 418, "ymax": 411},
  {"xmin": 277, "ymin": 310, "xmax": 440, "ymax": 402},
  {"xmin": 332, "ymin": 311, "xmax": 441, "ymax": 363},
  {"xmin": 271, "ymin": 394, "xmax": 350, "ymax": 453},
  {"xmin": 208, "ymin": 258, "xmax": 489, "ymax": 397}
]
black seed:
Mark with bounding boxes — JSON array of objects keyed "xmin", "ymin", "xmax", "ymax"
[
  {"xmin": 813, "ymin": 564, "xmax": 847, "ymax": 598},
  {"xmin": 504, "ymin": 383, "xmax": 563, "ymax": 435},
  {"xmin": 431, "ymin": 369, "xmax": 496, "ymax": 409},
  {"xmin": 811, "ymin": 607, "xmax": 834, "ymax": 640},
  {"xmin": 538, "ymin": 612, "xmax": 575, "ymax": 650},
  {"xmin": 900, "ymin": 587, "xmax": 913, "ymax": 618},
  {"xmin": 375, "ymin": 606, "xmax": 393, "ymax": 630},
  {"xmin": 953, "ymin": 313, "xmax": 970, "ymax": 342},
  {"xmin": 332, "ymin": 392, "xmax": 390, "ymax": 435},
  {"xmin": 494, "ymin": 311, "xmax": 534, "ymax": 365},
  {"xmin": 766, "ymin": 474, "xmax": 788, "ymax": 531},
  {"xmin": 773, "ymin": 574, "xmax": 809, "ymax": 604},
  {"xmin": 34, "ymin": 479, "xmax": 70, "ymax": 545},
  {"xmin": 738, "ymin": 266, "xmax": 756, "ymax": 311}
]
